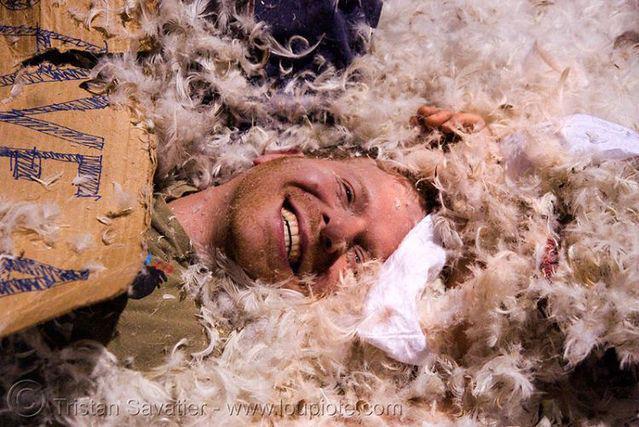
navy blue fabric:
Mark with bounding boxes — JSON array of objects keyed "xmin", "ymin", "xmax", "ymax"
[
  {"xmin": 254, "ymin": 0, "xmax": 383, "ymax": 77},
  {"xmin": 129, "ymin": 266, "xmax": 165, "ymax": 299}
]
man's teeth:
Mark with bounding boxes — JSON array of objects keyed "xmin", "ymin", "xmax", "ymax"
[{"xmin": 281, "ymin": 207, "xmax": 301, "ymax": 264}]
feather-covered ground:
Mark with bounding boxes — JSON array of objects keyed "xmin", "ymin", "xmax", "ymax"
[{"xmin": 3, "ymin": 0, "xmax": 639, "ymax": 425}]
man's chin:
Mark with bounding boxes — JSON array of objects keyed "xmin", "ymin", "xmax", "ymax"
[
  {"xmin": 222, "ymin": 254, "xmax": 337, "ymax": 297},
  {"xmin": 224, "ymin": 232, "xmax": 336, "ymax": 295}
]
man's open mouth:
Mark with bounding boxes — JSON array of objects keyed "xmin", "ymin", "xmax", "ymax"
[{"xmin": 281, "ymin": 205, "xmax": 301, "ymax": 270}]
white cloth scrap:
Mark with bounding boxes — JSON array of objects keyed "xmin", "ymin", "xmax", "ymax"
[
  {"xmin": 503, "ymin": 114, "xmax": 639, "ymax": 176},
  {"xmin": 554, "ymin": 114, "xmax": 639, "ymax": 160},
  {"xmin": 358, "ymin": 215, "xmax": 446, "ymax": 365}
]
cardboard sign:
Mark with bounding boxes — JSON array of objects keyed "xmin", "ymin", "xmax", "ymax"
[
  {"xmin": 0, "ymin": 0, "xmax": 133, "ymax": 64},
  {"xmin": 0, "ymin": 0, "xmax": 154, "ymax": 336}
]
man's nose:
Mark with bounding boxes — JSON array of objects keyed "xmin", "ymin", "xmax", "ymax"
[{"xmin": 319, "ymin": 211, "xmax": 366, "ymax": 256}]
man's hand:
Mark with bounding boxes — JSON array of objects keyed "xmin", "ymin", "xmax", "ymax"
[{"xmin": 411, "ymin": 105, "xmax": 487, "ymax": 136}]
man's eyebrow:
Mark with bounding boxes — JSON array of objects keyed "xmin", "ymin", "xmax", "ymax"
[{"xmin": 352, "ymin": 173, "xmax": 370, "ymax": 211}]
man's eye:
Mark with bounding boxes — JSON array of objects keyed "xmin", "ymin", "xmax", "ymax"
[
  {"xmin": 342, "ymin": 180, "xmax": 354, "ymax": 204},
  {"xmin": 351, "ymin": 246, "xmax": 368, "ymax": 265}
]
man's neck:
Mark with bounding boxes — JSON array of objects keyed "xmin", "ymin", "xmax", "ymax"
[{"xmin": 168, "ymin": 180, "xmax": 237, "ymax": 256}]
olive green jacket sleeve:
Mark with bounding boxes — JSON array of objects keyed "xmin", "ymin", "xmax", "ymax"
[{"xmin": 107, "ymin": 195, "xmax": 208, "ymax": 371}]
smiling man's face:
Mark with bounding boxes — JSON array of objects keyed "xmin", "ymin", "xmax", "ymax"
[{"xmin": 222, "ymin": 157, "xmax": 425, "ymax": 292}]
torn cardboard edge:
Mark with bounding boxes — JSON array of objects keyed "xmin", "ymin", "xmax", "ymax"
[{"xmin": 0, "ymin": 0, "xmax": 156, "ymax": 337}]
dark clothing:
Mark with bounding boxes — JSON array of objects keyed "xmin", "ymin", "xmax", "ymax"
[{"xmin": 254, "ymin": 0, "xmax": 383, "ymax": 77}]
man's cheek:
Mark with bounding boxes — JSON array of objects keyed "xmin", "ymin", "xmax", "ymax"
[
  {"xmin": 227, "ymin": 219, "xmax": 287, "ymax": 281},
  {"xmin": 225, "ymin": 214, "xmax": 259, "ymax": 269}
]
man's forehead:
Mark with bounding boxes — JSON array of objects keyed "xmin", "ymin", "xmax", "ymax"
[
  {"xmin": 362, "ymin": 182, "xmax": 425, "ymax": 258},
  {"xmin": 338, "ymin": 156, "xmax": 376, "ymax": 167},
  {"xmin": 331, "ymin": 157, "xmax": 394, "ymax": 178}
]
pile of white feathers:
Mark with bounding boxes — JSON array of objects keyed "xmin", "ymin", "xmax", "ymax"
[{"xmin": 3, "ymin": 0, "xmax": 639, "ymax": 425}]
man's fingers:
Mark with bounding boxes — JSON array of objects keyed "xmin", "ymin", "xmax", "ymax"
[
  {"xmin": 423, "ymin": 110, "xmax": 454, "ymax": 128},
  {"xmin": 416, "ymin": 105, "xmax": 441, "ymax": 117},
  {"xmin": 442, "ymin": 113, "xmax": 486, "ymax": 134},
  {"xmin": 454, "ymin": 112, "xmax": 486, "ymax": 130},
  {"xmin": 415, "ymin": 105, "xmax": 461, "ymax": 129},
  {"xmin": 411, "ymin": 105, "xmax": 443, "ymax": 128},
  {"xmin": 413, "ymin": 105, "xmax": 489, "ymax": 137}
]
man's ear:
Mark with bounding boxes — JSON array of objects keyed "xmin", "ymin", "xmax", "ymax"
[{"xmin": 252, "ymin": 148, "xmax": 304, "ymax": 165}]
